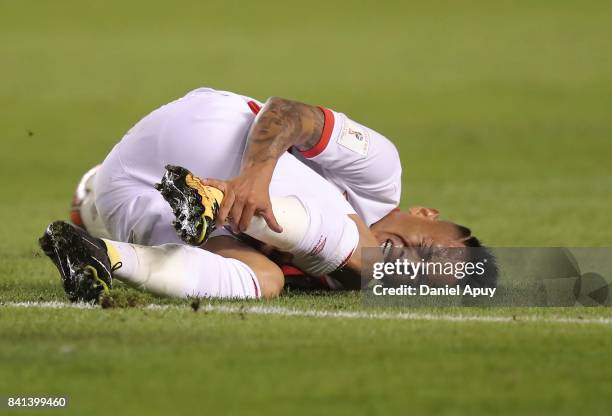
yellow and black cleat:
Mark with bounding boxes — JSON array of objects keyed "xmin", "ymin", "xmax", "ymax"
[
  {"xmin": 38, "ymin": 221, "xmax": 113, "ymax": 303},
  {"xmin": 155, "ymin": 165, "xmax": 224, "ymax": 246}
]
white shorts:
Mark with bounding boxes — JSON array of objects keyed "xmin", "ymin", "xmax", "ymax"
[{"xmin": 94, "ymin": 89, "xmax": 355, "ymax": 245}]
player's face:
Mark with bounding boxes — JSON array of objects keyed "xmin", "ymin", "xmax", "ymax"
[
  {"xmin": 371, "ymin": 208, "xmax": 469, "ymax": 249},
  {"xmin": 371, "ymin": 208, "xmax": 472, "ymax": 287}
]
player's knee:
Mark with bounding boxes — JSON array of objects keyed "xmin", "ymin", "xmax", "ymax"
[{"xmin": 254, "ymin": 263, "xmax": 285, "ymax": 299}]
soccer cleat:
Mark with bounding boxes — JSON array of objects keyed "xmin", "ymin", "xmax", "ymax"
[
  {"xmin": 39, "ymin": 220, "xmax": 113, "ymax": 303},
  {"xmin": 155, "ymin": 165, "xmax": 224, "ymax": 246}
]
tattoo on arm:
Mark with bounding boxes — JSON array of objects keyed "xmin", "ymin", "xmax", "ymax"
[{"xmin": 242, "ymin": 97, "xmax": 324, "ymax": 168}]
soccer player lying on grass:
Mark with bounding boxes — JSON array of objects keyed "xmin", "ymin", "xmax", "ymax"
[{"xmin": 39, "ymin": 88, "xmax": 495, "ymax": 303}]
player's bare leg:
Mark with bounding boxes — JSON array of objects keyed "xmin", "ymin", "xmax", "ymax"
[{"xmin": 203, "ymin": 236, "xmax": 284, "ymax": 299}]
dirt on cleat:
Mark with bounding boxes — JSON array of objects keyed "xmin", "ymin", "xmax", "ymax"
[
  {"xmin": 155, "ymin": 165, "xmax": 224, "ymax": 246},
  {"xmin": 38, "ymin": 221, "xmax": 113, "ymax": 303}
]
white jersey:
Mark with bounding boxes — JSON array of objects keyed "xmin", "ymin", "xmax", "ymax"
[
  {"xmin": 94, "ymin": 88, "xmax": 401, "ymax": 245},
  {"xmin": 95, "ymin": 88, "xmax": 353, "ymax": 245}
]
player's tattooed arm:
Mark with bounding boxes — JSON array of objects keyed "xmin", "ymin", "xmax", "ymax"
[
  {"xmin": 206, "ymin": 97, "xmax": 324, "ymax": 234},
  {"xmin": 242, "ymin": 97, "xmax": 324, "ymax": 168}
]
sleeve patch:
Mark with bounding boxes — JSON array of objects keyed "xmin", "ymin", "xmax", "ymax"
[{"xmin": 337, "ymin": 120, "xmax": 369, "ymax": 157}]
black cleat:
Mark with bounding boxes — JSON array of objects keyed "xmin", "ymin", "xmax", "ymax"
[
  {"xmin": 155, "ymin": 165, "xmax": 224, "ymax": 246},
  {"xmin": 39, "ymin": 221, "xmax": 113, "ymax": 303}
]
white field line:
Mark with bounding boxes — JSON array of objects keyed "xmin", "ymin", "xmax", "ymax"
[{"xmin": 3, "ymin": 301, "xmax": 612, "ymax": 325}]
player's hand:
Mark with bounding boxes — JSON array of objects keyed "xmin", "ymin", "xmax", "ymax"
[{"xmin": 200, "ymin": 167, "xmax": 283, "ymax": 234}]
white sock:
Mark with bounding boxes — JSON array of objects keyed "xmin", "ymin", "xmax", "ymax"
[
  {"xmin": 245, "ymin": 197, "xmax": 309, "ymax": 252},
  {"xmin": 245, "ymin": 196, "xmax": 359, "ymax": 276},
  {"xmin": 290, "ymin": 207, "xmax": 359, "ymax": 276},
  {"xmin": 103, "ymin": 239, "xmax": 260, "ymax": 299}
]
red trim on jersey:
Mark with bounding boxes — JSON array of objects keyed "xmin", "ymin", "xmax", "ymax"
[
  {"xmin": 281, "ymin": 265, "xmax": 305, "ymax": 277},
  {"xmin": 247, "ymin": 100, "xmax": 262, "ymax": 115},
  {"xmin": 301, "ymin": 107, "xmax": 335, "ymax": 159},
  {"xmin": 247, "ymin": 102, "xmax": 334, "ymax": 158}
]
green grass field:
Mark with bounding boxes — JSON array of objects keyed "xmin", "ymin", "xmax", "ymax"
[{"xmin": 1, "ymin": 0, "xmax": 612, "ymax": 414}]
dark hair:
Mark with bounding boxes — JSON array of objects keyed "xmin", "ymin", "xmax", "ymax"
[
  {"xmin": 404, "ymin": 226, "xmax": 498, "ymax": 289},
  {"xmin": 460, "ymin": 234, "xmax": 498, "ymax": 289}
]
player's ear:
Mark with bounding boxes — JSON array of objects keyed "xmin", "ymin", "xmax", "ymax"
[{"xmin": 408, "ymin": 206, "xmax": 439, "ymax": 221}]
